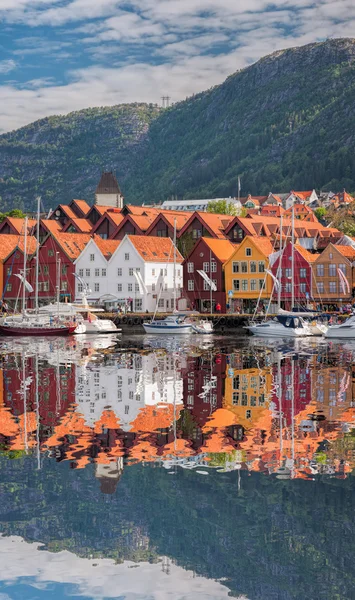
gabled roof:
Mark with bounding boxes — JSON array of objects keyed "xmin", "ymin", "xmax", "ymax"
[
  {"xmin": 122, "ymin": 204, "xmax": 160, "ymax": 216},
  {"xmin": 290, "ymin": 190, "xmax": 314, "ymax": 200},
  {"xmin": 145, "ymin": 211, "xmax": 193, "ymax": 235},
  {"xmin": 62, "ymin": 218, "xmax": 93, "ymax": 233},
  {"xmin": 56, "ymin": 205, "xmax": 77, "ymax": 219},
  {"xmin": 91, "ymin": 211, "xmax": 124, "ymax": 234},
  {"xmin": 95, "ymin": 171, "xmax": 121, "ymax": 195},
  {"xmin": 0, "ymin": 234, "xmax": 37, "ymax": 262},
  {"xmin": 92, "ymin": 235, "xmax": 120, "ymax": 260},
  {"xmin": 87, "ymin": 204, "xmax": 115, "ymax": 217},
  {"xmin": 127, "ymin": 235, "xmax": 183, "ymax": 263},
  {"xmin": 199, "ymin": 237, "xmax": 237, "ymax": 263},
  {"xmin": 295, "ymin": 244, "xmax": 317, "ymax": 263},
  {"xmin": 40, "ymin": 219, "xmax": 63, "ymax": 235},
  {"xmin": 178, "ymin": 211, "xmax": 234, "ymax": 239},
  {"xmin": 248, "ymin": 237, "xmax": 275, "ymax": 257},
  {"xmin": 111, "ymin": 213, "xmax": 156, "ymax": 238},
  {"xmin": 333, "ymin": 245, "xmax": 355, "ymax": 260},
  {"xmin": 49, "ymin": 232, "xmax": 91, "ymax": 260},
  {"xmin": 0, "ymin": 217, "xmax": 36, "ymax": 235},
  {"xmin": 69, "ymin": 199, "xmax": 91, "ymax": 216},
  {"xmin": 284, "ymin": 203, "xmax": 314, "ymax": 216},
  {"xmin": 260, "ymin": 205, "xmax": 285, "ymax": 217}
]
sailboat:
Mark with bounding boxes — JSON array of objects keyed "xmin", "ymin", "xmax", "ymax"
[
  {"xmin": 143, "ymin": 220, "xmax": 193, "ymax": 334},
  {"xmin": 0, "ymin": 203, "xmax": 76, "ymax": 336}
]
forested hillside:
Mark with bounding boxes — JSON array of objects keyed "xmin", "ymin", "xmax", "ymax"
[{"xmin": 1, "ymin": 38, "xmax": 355, "ymax": 211}]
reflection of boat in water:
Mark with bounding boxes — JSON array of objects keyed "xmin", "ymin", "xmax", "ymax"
[{"xmin": 38, "ymin": 302, "xmax": 120, "ymax": 335}]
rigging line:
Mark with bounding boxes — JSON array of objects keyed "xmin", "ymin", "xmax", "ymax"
[{"xmin": 2, "ymin": 220, "xmax": 28, "ymax": 308}]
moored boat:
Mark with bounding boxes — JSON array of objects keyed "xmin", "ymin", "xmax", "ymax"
[
  {"xmin": 245, "ymin": 315, "xmax": 312, "ymax": 337},
  {"xmin": 143, "ymin": 315, "xmax": 193, "ymax": 334}
]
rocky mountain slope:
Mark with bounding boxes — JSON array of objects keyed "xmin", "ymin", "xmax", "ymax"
[{"xmin": 1, "ymin": 38, "xmax": 355, "ymax": 211}]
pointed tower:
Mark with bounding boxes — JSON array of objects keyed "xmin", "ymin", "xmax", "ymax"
[{"xmin": 95, "ymin": 171, "xmax": 124, "ymax": 208}]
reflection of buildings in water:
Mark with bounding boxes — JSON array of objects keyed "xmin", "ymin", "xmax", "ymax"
[
  {"xmin": 224, "ymin": 364, "xmax": 272, "ymax": 430},
  {"xmin": 181, "ymin": 354, "xmax": 226, "ymax": 426},
  {"xmin": 75, "ymin": 353, "xmax": 184, "ymax": 431}
]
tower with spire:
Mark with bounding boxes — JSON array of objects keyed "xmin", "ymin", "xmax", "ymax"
[{"xmin": 95, "ymin": 171, "xmax": 124, "ymax": 208}]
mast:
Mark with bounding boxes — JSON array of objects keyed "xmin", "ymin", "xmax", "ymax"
[
  {"xmin": 35, "ymin": 353, "xmax": 41, "ymax": 470},
  {"xmin": 277, "ymin": 213, "xmax": 283, "ymax": 310},
  {"xmin": 210, "ymin": 249, "xmax": 213, "ymax": 315},
  {"xmin": 173, "ymin": 219, "xmax": 177, "ymax": 312},
  {"xmin": 56, "ymin": 252, "xmax": 60, "ymax": 316},
  {"xmin": 22, "ymin": 217, "xmax": 28, "ymax": 315},
  {"xmin": 35, "ymin": 196, "xmax": 41, "ymax": 314},
  {"xmin": 291, "ymin": 203, "xmax": 295, "ymax": 311}
]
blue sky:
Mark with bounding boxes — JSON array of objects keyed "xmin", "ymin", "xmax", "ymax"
[{"xmin": 0, "ymin": 0, "xmax": 354, "ymax": 132}]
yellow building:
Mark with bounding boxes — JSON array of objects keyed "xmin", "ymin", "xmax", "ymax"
[
  {"xmin": 223, "ymin": 236, "xmax": 275, "ymax": 312},
  {"xmin": 224, "ymin": 365, "xmax": 272, "ymax": 430}
]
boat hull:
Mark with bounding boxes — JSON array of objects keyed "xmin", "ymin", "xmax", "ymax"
[
  {"xmin": 143, "ymin": 323, "xmax": 192, "ymax": 334},
  {"xmin": 74, "ymin": 320, "xmax": 120, "ymax": 334},
  {"xmin": 246, "ymin": 324, "xmax": 310, "ymax": 338},
  {"xmin": 325, "ymin": 326, "xmax": 355, "ymax": 339},
  {"xmin": 0, "ymin": 324, "xmax": 75, "ymax": 336}
]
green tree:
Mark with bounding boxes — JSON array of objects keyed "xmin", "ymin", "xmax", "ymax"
[
  {"xmin": 207, "ymin": 199, "xmax": 238, "ymax": 215},
  {"xmin": 314, "ymin": 207, "xmax": 327, "ymax": 221}
]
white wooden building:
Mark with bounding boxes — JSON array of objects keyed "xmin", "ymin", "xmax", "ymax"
[{"xmin": 74, "ymin": 234, "xmax": 184, "ymax": 312}]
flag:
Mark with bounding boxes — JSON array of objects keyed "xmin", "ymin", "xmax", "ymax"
[
  {"xmin": 133, "ymin": 269, "xmax": 148, "ymax": 295},
  {"xmin": 265, "ymin": 269, "xmax": 280, "ymax": 291},
  {"xmin": 197, "ymin": 270, "xmax": 217, "ymax": 291},
  {"xmin": 337, "ymin": 268, "xmax": 350, "ymax": 295},
  {"xmin": 14, "ymin": 273, "xmax": 34, "ymax": 293}
]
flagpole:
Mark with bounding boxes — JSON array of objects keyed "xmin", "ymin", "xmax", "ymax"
[
  {"xmin": 210, "ymin": 249, "xmax": 212, "ymax": 315},
  {"xmin": 22, "ymin": 217, "xmax": 28, "ymax": 315}
]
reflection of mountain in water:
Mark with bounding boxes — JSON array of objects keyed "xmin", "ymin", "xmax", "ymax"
[{"xmin": 0, "ymin": 457, "xmax": 354, "ymax": 600}]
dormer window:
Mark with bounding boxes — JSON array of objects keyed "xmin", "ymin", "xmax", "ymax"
[
  {"xmin": 245, "ymin": 248, "xmax": 252, "ymax": 257},
  {"xmin": 90, "ymin": 254, "xmax": 95, "ymax": 262}
]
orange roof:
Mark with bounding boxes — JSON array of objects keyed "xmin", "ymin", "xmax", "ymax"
[
  {"xmin": 1, "ymin": 217, "xmax": 37, "ymax": 235},
  {"xmin": 58, "ymin": 205, "xmax": 77, "ymax": 219},
  {"xmin": 197, "ymin": 212, "xmax": 234, "ymax": 238},
  {"xmin": 201, "ymin": 237, "xmax": 237, "ymax": 263},
  {"xmin": 124, "ymin": 205, "xmax": 160, "ymax": 216},
  {"xmin": 50, "ymin": 232, "xmax": 91, "ymax": 260},
  {"xmin": 260, "ymin": 206, "xmax": 285, "ymax": 216},
  {"xmin": 91, "ymin": 205, "xmax": 114, "ymax": 215},
  {"xmin": 158, "ymin": 212, "xmax": 193, "ymax": 230},
  {"xmin": 0, "ymin": 234, "xmax": 37, "ymax": 261},
  {"xmin": 335, "ymin": 245, "xmax": 355, "ymax": 260},
  {"xmin": 295, "ymin": 244, "xmax": 317, "ymax": 263},
  {"xmin": 63, "ymin": 218, "xmax": 93, "ymax": 233},
  {"xmin": 250, "ymin": 237, "xmax": 275, "ymax": 257},
  {"xmin": 129, "ymin": 403, "xmax": 183, "ymax": 432},
  {"xmin": 40, "ymin": 219, "xmax": 62, "ymax": 234},
  {"xmin": 93, "ymin": 235, "xmax": 120, "ymax": 259},
  {"xmin": 129, "ymin": 214, "xmax": 156, "ymax": 231},
  {"xmin": 291, "ymin": 190, "xmax": 314, "ymax": 200},
  {"xmin": 71, "ymin": 199, "xmax": 91, "ymax": 216},
  {"xmin": 128, "ymin": 235, "xmax": 183, "ymax": 263}
]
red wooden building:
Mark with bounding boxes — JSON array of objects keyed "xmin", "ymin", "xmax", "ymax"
[
  {"xmin": 271, "ymin": 242, "xmax": 316, "ymax": 309},
  {"xmin": 182, "ymin": 237, "xmax": 235, "ymax": 313}
]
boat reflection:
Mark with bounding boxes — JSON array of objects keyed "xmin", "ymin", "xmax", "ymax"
[{"xmin": 0, "ymin": 335, "xmax": 354, "ymax": 485}]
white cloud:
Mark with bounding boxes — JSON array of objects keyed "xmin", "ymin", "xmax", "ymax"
[
  {"xmin": 0, "ymin": 535, "xmax": 233, "ymax": 600},
  {"xmin": 0, "ymin": 59, "xmax": 17, "ymax": 74}
]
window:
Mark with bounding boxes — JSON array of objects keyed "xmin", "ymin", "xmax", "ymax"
[
  {"xmin": 250, "ymin": 261, "xmax": 257, "ymax": 273},
  {"xmin": 102, "ymin": 268, "xmax": 106, "ymax": 277},
  {"xmin": 246, "ymin": 410, "xmax": 252, "ymax": 419},
  {"xmin": 317, "ymin": 282, "xmax": 324, "ymax": 293},
  {"xmin": 95, "ymin": 268, "xmax": 100, "ymax": 277},
  {"xmin": 48, "ymin": 249, "xmax": 54, "ymax": 257},
  {"xmin": 158, "ymin": 298, "xmax": 164, "ymax": 307},
  {"xmin": 258, "ymin": 261, "xmax": 265, "ymax": 273},
  {"xmin": 78, "ymin": 283, "xmax": 83, "ymax": 292},
  {"xmin": 6, "ymin": 267, "xmax": 11, "ymax": 275},
  {"xmin": 285, "ymin": 268, "xmax": 291, "ymax": 278},
  {"xmin": 259, "ymin": 279, "xmax": 265, "ymax": 290},
  {"xmin": 117, "ymin": 268, "xmax": 122, "ymax": 276},
  {"xmin": 125, "ymin": 253, "xmax": 129, "ymax": 261},
  {"xmin": 6, "ymin": 283, "xmax": 12, "ymax": 292},
  {"xmin": 329, "ymin": 281, "xmax": 336, "ymax": 293},
  {"xmin": 94, "ymin": 283, "xmax": 99, "ymax": 292},
  {"xmin": 90, "ymin": 254, "xmax": 95, "ymax": 262},
  {"xmin": 135, "ymin": 298, "xmax": 142, "ymax": 311},
  {"xmin": 300, "ymin": 268, "xmax": 306, "ymax": 279},
  {"xmin": 43, "ymin": 281, "xmax": 49, "ymax": 291},
  {"xmin": 152, "ymin": 283, "xmax": 155, "ymax": 292},
  {"xmin": 233, "ymin": 375, "xmax": 240, "ymax": 389},
  {"xmin": 203, "ymin": 262, "xmax": 209, "ymax": 272},
  {"xmin": 232, "ymin": 392, "xmax": 239, "ymax": 405},
  {"xmin": 211, "ymin": 261, "xmax": 217, "ymax": 273},
  {"xmin": 232, "ymin": 262, "xmax": 239, "ymax": 273},
  {"xmin": 250, "ymin": 279, "xmax": 257, "ymax": 291},
  {"xmin": 339, "ymin": 264, "xmax": 346, "ymax": 274},
  {"xmin": 203, "ymin": 280, "xmax": 210, "ymax": 291},
  {"xmin": 192, "ymin": 228, "xmax": 202, "ymax": 239},
  {"xmin": 42, "ymin": 265, "xmax": 49, "ymax": 275},
  {"xmin": 188, "ymin": 280, "xmax": 194, "ymax": 291},
  {"xmin": 78, "ymin": 268, "xmax": 83, "ymax": 277},
  {"xmin": 300, "ymin": 283, "xmax": 306, "ymax": 293},
  {"xmin": 241, "ymin": 262, "xmax": 248, "ymax": 273},
  {"xmin": 329, "ymin": 264, "xmax": 336, "ymax": 277},
  {"xmin": 61, "ymin": 281, "xmax": 68, "ymax": 291},
  {"xmin": 164, "ymin": 268, "xmax": 167, "ymax": 276},
  {"xmin": 171, "ymin": 298, "xmax": 175, "ymax": 308},
  {"xmin": 61, "ymin": 265, "xmax": 67, "ymax": 275},
  {"xmin": 129, "ymin": 268, "xmax": 134, "ymax": 276},
  {"xmin": 136, "ymin": 284, "xmax": 140, "ymax": 292},
  {"xmin": 117, "ymin": 283, "xmax": 122, "ymax": 292},
  {"xmin": 245, "ymin": 247, "xmax": 252, "ymax": 256},
  {"xmin": 85, "ymin": 269, "xmax": 90, "ymax": 277},
  {"xmin": 285, "ymin": 283, "xmax": 292, "ymax": 293},
  {"xmin": 128, "ymin": 283, "xmax": 133, "ymax": 292},
  {"xmin": 160, "ymin": 269, "xmax": 163, "ymax": 276},
  {"xmin": 317, "ymin": 264, "xmax": 324, "ymax": 277},
  {"xmin": 233, "ymin": 280, "xmax": 240, "ymax": 291},
  {"xmin": 187, "ymin": 262, "xmax": 194, "ymax": 273},
  {"xmin": 242, "ymin": 279, "xmax": 248, "ymax": 291},
  {"xmin": 152, "ymin": 268, "xmax": 155, "ymax": 276}
]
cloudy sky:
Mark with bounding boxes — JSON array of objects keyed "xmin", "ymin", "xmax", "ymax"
[{"xmin": 0, "ymin": 0, "xmax": 354, "ymax": 132}]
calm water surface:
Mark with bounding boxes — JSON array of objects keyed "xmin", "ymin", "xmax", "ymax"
[{"xmin": 0, "ymin": 333, "xmax": 354, "ymax": 600}]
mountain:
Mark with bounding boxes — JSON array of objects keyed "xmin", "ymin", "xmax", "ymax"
[{"xmin": 1, "ymin": 38, "xmax": 355, "ymax": 211}]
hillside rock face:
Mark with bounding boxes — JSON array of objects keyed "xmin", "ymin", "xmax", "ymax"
[{"xmin": 1, "ymin": 39, "xmax": 355, "ymax": 211}]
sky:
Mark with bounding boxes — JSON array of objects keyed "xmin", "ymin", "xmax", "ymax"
[{"xmin": 0, "ymin": 0, "xmax": 354, "ymax": 133}]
